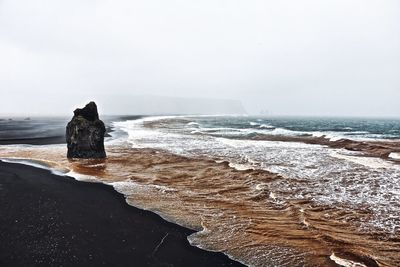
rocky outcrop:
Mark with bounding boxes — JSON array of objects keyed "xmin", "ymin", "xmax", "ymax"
[{"xmin": 66, "ymin": 102, "xmax": 106, "ymax": 158}]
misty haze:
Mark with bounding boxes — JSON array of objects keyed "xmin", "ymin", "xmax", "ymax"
[
  {"xmin": 0, "ymin": 1, "xmax": 399, "ymax": 267},
  {"xmin": 1, "ymin": 0, "xmax": 399, "ymax": 117}
]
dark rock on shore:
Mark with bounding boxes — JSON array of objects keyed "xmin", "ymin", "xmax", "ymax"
[{"xmin": 66, "ymin": 102, "xmax": 106, "ymax": 158}]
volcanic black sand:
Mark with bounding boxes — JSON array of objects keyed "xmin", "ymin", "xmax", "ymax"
[{"xmin": 0, "ymin": 161, "xmax": 244, "ymax": 267}]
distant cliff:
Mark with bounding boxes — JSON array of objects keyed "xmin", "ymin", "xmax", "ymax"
[{"xmin": 100, "ymin": 95, "xmax": 246, "ymax": 115}]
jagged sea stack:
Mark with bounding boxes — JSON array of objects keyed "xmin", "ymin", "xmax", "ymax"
[{"xmin": 66, "ymin": 102, "xmax": 106, "ymax": 158}]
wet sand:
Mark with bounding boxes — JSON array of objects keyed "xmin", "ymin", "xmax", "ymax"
[{"xmin": 0, "ymin": 161, "xmax": 243, "ymax": 267}]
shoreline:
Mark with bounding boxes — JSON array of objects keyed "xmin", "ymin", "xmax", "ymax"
[
  {"xmin": 0, "ymin": 160, "xmax": 244, "ymax": 266},
  {"xmin": 0, "ymin": 143, "xmax": 395, "ymax": 266},
  {"xmin": 1, "ymin": 116, "xmax": 399, "ymax": 266}
]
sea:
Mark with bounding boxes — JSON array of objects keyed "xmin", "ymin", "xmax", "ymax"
[{"xmin": 1, "ymin": 115, "xmax": 400, "ymax": 267}]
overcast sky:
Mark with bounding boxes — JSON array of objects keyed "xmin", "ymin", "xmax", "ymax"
[{"xmin": 0, "ymin": 0, "xmax": 399, "ymax": 116}]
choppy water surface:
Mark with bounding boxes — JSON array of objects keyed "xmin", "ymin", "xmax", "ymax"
[
  {"xmin": 115, "ymin": 116, "xmax": 400, "ymax": 232},
  {"xmin": 182, "ymin": 116, "xmax": 400, "ymax": 140},
  {"xmin": 1, "ymin": 115, "xmax": 400, "ymax": 266},
  {"xmin": 114, "ymin": 116, "xmax": 400, "ymax": 266}
]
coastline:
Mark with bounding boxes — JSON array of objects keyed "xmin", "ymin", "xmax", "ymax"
[
  {"xmin": 1, "ymin": 116, "xmax": 399, "ymax": 266},
  {"xmin": 0, "ymin": 160, "xmax": 244, "ymax": 266},
  {"xmin": 1, "ymin": 144, "xmax": 391, "ymax": 266}
]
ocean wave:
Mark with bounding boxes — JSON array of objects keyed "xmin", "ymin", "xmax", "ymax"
[
  {"xmin": 259, "ymin": 124, "xmax": 275, "ymax": 129},
  {"xmin": 330, "ymin": 150, "xmax": 395, "ymax": 169},
  {"xmin": 115, "ymin": 116, "xmax": 400, "ymax": 236},
  {"xmin": 197, "ymin": 127, "xmax": 307, "ymax": 138},
  {"xmin": 329, "ymin": 253, "xmax": 368, "ymax": 267},
  {"xmin": 186, "ymin": 122, "xmax": 200, "ymax": 127},
  {"xmin": 311, "ymin": 131, "xmax": 345, "ymax": 141},
  {"xmin": 196, "ymin": 126, "xmax": 381, "ymax": 142},
  {"xmin": 389, "ymin": 152, "xmax": 400, "ymax": 160},
  {"xmin": 310, "ymin": 131, "xmax": 395, "ymax": 142},
  {"xmin": 249, "ymin": 121, "xmax": 275, "ymax": 129},
  {"xmin": 268, "ymin": 127, "xmax": 308, "ymax": 136}
]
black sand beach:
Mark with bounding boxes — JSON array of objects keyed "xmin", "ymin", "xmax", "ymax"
[{"xmin": 0, "ymin": 161, "xmax": 244, "ymax": 267}]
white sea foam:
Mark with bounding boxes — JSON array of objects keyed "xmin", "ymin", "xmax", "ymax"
[
  {"xmin": 110, "ymin": 180, "xmax": 177, "ymax": 196},
  {"xmin": 330, "ymin": 150, "xmax": 395, "ymax": 169},
  {"xmin": 216, "ymin": 136, "xmax": 312, "ymax": 149},
  {"xmin": 228, "ymin": 162, "xmax": 253, "ymax": 171},
  {"xmin": 259, "ymin": 124, "xmax": 275, "ymax": 129},
  {"xmin": 311, "ymin": 131, "xmax": 344, "ymax": 141},
  {"xmin": 65, "ymin": 170, "xmax": 100, "ymax": 182},
  {"xmin": 329, "ymin": 253, "xmax": 367, "ymax": 267},
  {"xmin": 310, "ymin": 130, "xmax": 394, "ymax": 142},
  {"xmin": 389, "ymin": 152, "xmax": 400, "ymax": 160},
  {"xmin": 268, "ymin": 127, "xmax": 305, "ymax": 136},
  {"xmin": 115, "ymin": 115, "xmax": 400, "ymax": 233},
  {"xmin": 255, "ymin": 183, "xmax": 265, "ymax": 190}
]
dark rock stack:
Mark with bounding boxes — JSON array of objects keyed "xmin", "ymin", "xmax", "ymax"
[{"xmin": 66, "ymin": 102, "xmax": 106, "ymax": 158}]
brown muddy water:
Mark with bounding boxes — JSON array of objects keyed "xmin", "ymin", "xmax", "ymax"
[{"xmin": 0, "ymin": 142, "xmax": 399, "ymax": 267}]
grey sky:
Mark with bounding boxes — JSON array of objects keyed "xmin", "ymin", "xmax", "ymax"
[{"xmin": 0, "ymin": 0, "xmax": 399, "ymax": 116}]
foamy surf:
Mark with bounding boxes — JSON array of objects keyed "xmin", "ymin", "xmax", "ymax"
[
  {"xmin": 389, "ymin": 152, "xmax": 400, "ymax": 160},
  {"xmin": 1, "ymin": 115, "xmax": 400, "ymax": 266},
  {"xmin": 329, "ymin": 253, "xmax": 368, "ymax": 267},
  {"xmin": 116, "ymin": 116, "xmax": 400, "ymax": 234},
  {"xmin": 330, "ymin": 150, "xmax": 396, "ymax": 169}
]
